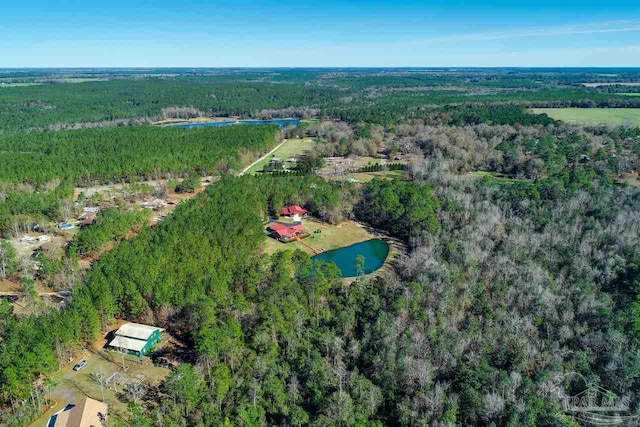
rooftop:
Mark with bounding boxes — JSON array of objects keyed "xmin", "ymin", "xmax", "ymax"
[
  {"xmin": 53, "ymin": 397, "xmax": 108, "ymax": 427},
  {"xmin": 115, "ymin": 322, "xmax": 164, "ymax": 341},
  {"xmin": 267, "ymin": 221, "xmax": 305, "ymax": 236},
  {"xmin": 108, "ymin": 335, "xmax": 147, "ymax": 352}
]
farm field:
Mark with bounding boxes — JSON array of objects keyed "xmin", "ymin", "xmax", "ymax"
[
  {"xmin": 532, "ymin": 108, "xmax": 640, "ymax": 126},
  {"xmin": 262, "ymin": 218, "xmax": 376, "ymax": 256},
  {"xmin": 245, "ymin": 138, "xmax": 316, "ymax": 174},
  {"xmin": 63, "ymin": 78, "xmax": 110, "ymax": 83},
  {"xmin": 0, "ymin": 82, "xmax": 43, "ymax": 87}
]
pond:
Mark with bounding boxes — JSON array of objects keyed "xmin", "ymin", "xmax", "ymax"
[
  {"xmin": 168, "ymin": 118, "xmax": 299, "ymax": 129},
  {"xmin": 312, "ymin": 239, "xmax": 390, "ymax": 278}
]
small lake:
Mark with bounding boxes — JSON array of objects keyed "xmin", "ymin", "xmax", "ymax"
[
  {"xmin": 312, "ymin": 239, "xmax": 390, "ymax": 278},
  {"xmin": 168, "ymin": 119, "xmax": 299, "ymax": 129}
]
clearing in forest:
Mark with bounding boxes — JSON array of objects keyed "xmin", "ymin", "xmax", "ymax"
[
  {"xmin": 245, "ymin": 138, "xmax": 316, "ymax": 174},
  {"xmin": 30, "ymin": 342, "xmax": 172, "ymax": 427},
  {"xmin": 343, "ymin": 169, "xmax": 405, "ymax": 183},
  {"xmin": 262, "ymin": 218, "xmax": 375, "ymax": 256},
  {"xmin": 532, "ymin": 108, "xmax": 640, "ymax": 126}
]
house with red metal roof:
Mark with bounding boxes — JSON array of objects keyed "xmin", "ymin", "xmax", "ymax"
[
  {"xmin": 280, "ymin": 205, "xmax": 308, "ymax": 217},
  {"xmin": 267, "ymin": 221, "xmax": 308, "ymax": 242}
]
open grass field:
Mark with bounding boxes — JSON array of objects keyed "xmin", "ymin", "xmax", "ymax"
[
  {"xmin": 532, "ymin": 108, "xmax": 640, "ymax": 126},
  {"xmin": 0, "ymin": 82, "xmax": 43, "ymax": 87},
  {"xmin": 620, "ymin": 93, "xmax": 640, "ymax": 97},
  {"xmin": 63, "ymin": 78, "xmax": 110, "ymax": 83},
  {"xmin": 262, "ymin": 218, "xmax": 375, "ymax": 256},
  {"xmin": 245, "ymin": 138, "xmax": 316, "ymax": 174},
  {"xmin": 29, "ymin": 345, "xmax": 171, "ymax": 427}
]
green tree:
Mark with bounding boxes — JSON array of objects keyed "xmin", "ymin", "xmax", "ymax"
[
  {"xmin": 165, "ymin": 364, "xmax": 204, "ymax": 417},
  {"xmin": 0, "ymin": 240, "xmax": 17, "ymax": 279}
]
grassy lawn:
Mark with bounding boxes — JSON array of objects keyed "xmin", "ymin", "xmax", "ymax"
[
  {"xmin": 262, "ymin": 218, "xmax": 375, "ymax": 256},
  {"xmin": 299, "ymin": 118, "xmax": 320, "ymax": 125},
  {"xmin": 30, "ymin": 346, "xmax": 171, "ymax": 427},
  {"xmin": 246, "ymin": 138, "xmax": 316, "ymax": 174},
  {"xmin": 532, "ymin": 108, "xmax": 640, "ymax": 126},
  {"xmin": 619, "ymin": 93, "xmax": 640, "ymax": 97}
]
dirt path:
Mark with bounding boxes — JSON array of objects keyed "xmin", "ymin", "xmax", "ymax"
[
  {"xmin": 295, "ymin": 235, "xmax": 323, "ymax": 254},
  {"xmin": 239, "ymin": 139, "xmax": 287, "ymax": 175}
]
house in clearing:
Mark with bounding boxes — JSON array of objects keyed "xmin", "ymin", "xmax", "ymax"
[
  {"xmin": 107, "ymin": 322, "xmax": 164, "ymax": 357},
  {"xmin": 267, "ymin": 221, "xmax": 308, "ymax": 242},
  {"xmin": 52, "ymin": 396, "xmax": 108, "ymax": 427},
  {"xmin": 280, "ymin": 205, "xmax": 308, "ymax": 217},
  {"xmin": 77, "ymin": 212, "xmax": 96, "ymax": 227}
]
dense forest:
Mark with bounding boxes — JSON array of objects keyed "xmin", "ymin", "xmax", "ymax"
[
  {"xmin": 0, "ymin": 125, "xmax": 280, "ymax": 185},
  {"xmin": 1, "ymin": 68, "xmax": 640, "ymax": 427},
  {"xmin": 2, "ymin": 69, "xmax": 640, "ymax": 131},
  {"xmin": 0, "ymin": 124, "xmax": 279, "ymax": 237}
]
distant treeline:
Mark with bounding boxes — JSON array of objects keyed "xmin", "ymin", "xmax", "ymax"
[
  {"xmin": 0, "ymin": 78, "xmax": 341, "ymax": 131},
  {"xmin": 1, "ymin": 72, "xmax": 638, "ymax": 130}
]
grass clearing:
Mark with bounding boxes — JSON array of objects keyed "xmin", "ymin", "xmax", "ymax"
[
  {"xmin": 30, "ymin": 346, "xmax": 172, "ymax": 427},
  {"xmin": 262, "ymin": 218, "xmax": 375, "ymax": 256},
  {"xmin": 532, "ymin": 108, "xmax": 640, "ymax": 126},
  {"xmin": 342, "ymin": 169, "xmax": 406, "ymax": 183},
  {"xmin": 246, "ymin": 138, "xmax": 316, "ymax": 174},
  {"xmin": 318, "ymin": 156, "xmax": 382, "ymax": 178},
  {"xmin": 467, "ymin": 170, "xmax": 527, "ymax": 184},
  {"xmin": 619, "ymin": 93, "xmax": 640, "ymax": 97},
  {"xmin": 63, "ymin": 78, "xmax": 109, "ymax": 83},
  {"xmin": 622, "ymin": 172, "xmax": 640, "ymax": 187},
  {"xmin": 0, "ymin": 82, "xmax": 43, "ymax": 87}
]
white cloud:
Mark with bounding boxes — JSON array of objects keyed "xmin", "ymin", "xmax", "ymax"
[{"xmin": 414, "ymin": 19, "xmax": 640, "ymax": 44}]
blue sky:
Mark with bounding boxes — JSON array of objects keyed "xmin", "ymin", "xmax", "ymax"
[{"xmin": 2, "ymin": 0, "xmax": 640, "ymax": 67}]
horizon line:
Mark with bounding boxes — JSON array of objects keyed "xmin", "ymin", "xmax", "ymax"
[{"xmin": 3, "ymin": 66, "xmax": 640, "ymax": 70}]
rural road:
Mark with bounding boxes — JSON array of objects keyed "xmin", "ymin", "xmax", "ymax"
[{"xmin": 239, "ymin": 139, "xmax": 287, "ymax": 175}]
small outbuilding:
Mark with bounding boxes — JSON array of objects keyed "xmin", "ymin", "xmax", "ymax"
[
  {"xmin": 280, "ymin": 205, "xmax": 308, "ymax": 217},
  {"xmin": 107, "ymin": 322, "xmax": 164, "ymax": 357}
]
